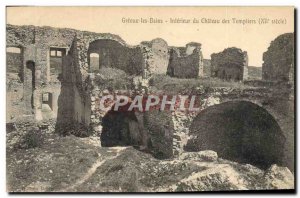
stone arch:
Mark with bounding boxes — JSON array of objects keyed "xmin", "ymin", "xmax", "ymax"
[
  {"xmin": 185, "ymin": 101, "xmax": 285, "ymax": 169},
  {"xmin": 219, "ymin": 98, "xmax": 286, "ymax": 131}
]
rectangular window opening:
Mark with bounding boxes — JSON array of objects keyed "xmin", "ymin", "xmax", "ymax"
[
  {"xmin": 42, "ymin": 92, "xmax": 53, "ymax": 111},
  {"xmin": 49, "ymin": 47, "xmax": 67, "ymax": 78}
]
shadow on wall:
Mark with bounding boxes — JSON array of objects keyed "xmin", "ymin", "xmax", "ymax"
[{"xmin": 185, "ymin": 101, "xmax": 286, "ymax": 170}]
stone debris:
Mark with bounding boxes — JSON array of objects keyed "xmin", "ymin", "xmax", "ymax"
[
  {"xmin": 179, "ymin": 150, "xmax": 218, "ymax": 162},
  {"xmin": 25, "ymin": 181, "xmax": 51, "ymax": 192},
  {"xmin": 263, "ymin": 164, "xmax": 294, "ymax": 189},
  {"xmin": 7, "ymin": 128, "xmax": 294, "ymax": 192}
]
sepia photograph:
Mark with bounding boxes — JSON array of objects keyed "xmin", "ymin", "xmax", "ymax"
[{"xmin": 5, "ymin": 6, "xmax": 295, "ymax": 193}]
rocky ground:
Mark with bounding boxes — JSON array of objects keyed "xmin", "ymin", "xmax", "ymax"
[{"xmin": 6, "ymin": 122, "xmax": 294, "ymax": 192}]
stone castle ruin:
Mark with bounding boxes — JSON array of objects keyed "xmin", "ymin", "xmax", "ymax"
[
  {"xmin": 6, "ymin": 24, "xmax": 295, "ymax": 171},
  {"xmin": 6, "ymin": 25, "xmax": 208, "ymax": 123}
]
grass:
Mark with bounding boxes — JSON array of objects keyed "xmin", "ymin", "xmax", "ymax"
[
  {"xmin": 22, "ymin": 130, "xmax": 43, "ymax": 149},
  {"xmin": 149, "ymin": 74, "xmax": 252, "ymax": 94},
  {"xmin": 92, "ymin": 67, "xmax": 134, "ymax": 91}
]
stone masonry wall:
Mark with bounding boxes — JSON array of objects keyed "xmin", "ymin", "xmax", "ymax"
[
  {"xmin": 7, "ymin": 25, "xmax": 76, "ymax": 121},
  {"xmin": 211, "ymin": 47, "xmax": 248, "ymax": 81}
]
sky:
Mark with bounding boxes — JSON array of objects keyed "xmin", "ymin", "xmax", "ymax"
[{"xmin": 6, "ymin": 6, "xmax": 294, "ymax": 66}]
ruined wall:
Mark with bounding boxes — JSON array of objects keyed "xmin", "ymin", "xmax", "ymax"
[
  {"xmin": 73, "ymin": 31, "xmax": 133, "ymax": 83},
  {"xmin": 9, "ymin": 24, "xmax": 209, "ymax": 126},
  {"xmin": 262, "ymin": 33, "xmax": 294, "ymax": 82},
  {"xmin": 6, "ymin": 49, "xmax": 25, "ymax": 122},
  {"xmin": 7, "ymin": 24, "xmax": 143, "ymax": 127},
  {"xmin": 167, "ymin": 42, "xmax": 204, "ymax": 78},
  {"xmin": 211, "ymin": 47, "xmax": 248, "ymax": 81},
  {"xmin": 69, "ymin": 32, "xmax": 146, "ymax": 128},
  {"xmin": 6, "ymin": 73, "xmax": 25, "ymax": 122},
  {"xmin": 73, "ymin": 32, "xmax": 149, "ymax": 130},
  {"xmin": 6, "ymin": 25, "xmax": 77, "ymax": 122}
]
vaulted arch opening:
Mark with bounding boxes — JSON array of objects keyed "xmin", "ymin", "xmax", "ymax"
[
  {"xmin": 100, "ymin": 103, "xmax": 142, "ymax": 147},
  {"xmin": 185, "ymin": 101, "xmax": 285, "ymax": 169}
]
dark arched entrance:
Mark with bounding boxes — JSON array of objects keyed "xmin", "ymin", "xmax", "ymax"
[
  {"xmin": 100, "ymin": 104, "xmax": 141, "ymax": 147},
  {"xmin": 185, "ymin": 101, "xmax": 285, "ymax": 169}
]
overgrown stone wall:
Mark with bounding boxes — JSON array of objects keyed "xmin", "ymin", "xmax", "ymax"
[
  {"xmin": 262, "ymin": 33, "xmax": 294, "ymax": 82},
  {"xmin": 211, "ymin": 47, "xmax": 248, "ymax": 81}
]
